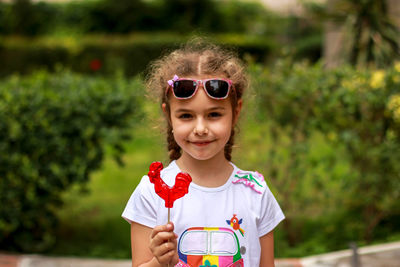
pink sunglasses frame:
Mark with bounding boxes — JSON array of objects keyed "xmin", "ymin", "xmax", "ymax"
[{"xmin": 166, "ymin": 75, "xmax": 233, "ymax": 100}]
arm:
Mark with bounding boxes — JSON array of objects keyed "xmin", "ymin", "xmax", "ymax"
[
  {"xmin": 130, "ymin": 221, "xmax": 179, "ymax": 267},
  {"xmin": 259, "ymin": 230, "xmax": 275, "ymax": 267}
]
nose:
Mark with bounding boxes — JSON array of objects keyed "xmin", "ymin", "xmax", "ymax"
[{"xmin": 193, "ymin": 118, "xmax": 208, "ymax": 136}]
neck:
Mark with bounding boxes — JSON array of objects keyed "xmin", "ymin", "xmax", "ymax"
[{"xmin": 176, "ymin": 151, "xmax": 233, "ymax": 188}]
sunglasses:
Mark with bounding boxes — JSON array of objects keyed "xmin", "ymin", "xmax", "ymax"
[{"xmin": 166, "ymin": 75, "xmax": 233, "ymax": 99}]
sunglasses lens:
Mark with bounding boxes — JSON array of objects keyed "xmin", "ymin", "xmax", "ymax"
[
  {"xmin": 205, "ymin": 80, "xmax": 229, "ymax": 98},
  {"xmin": 173, "ymin": 80, "xmax": 197, "ymax": 98}
]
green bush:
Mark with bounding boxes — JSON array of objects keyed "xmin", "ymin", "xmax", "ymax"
[
  {"xmin": 0, "ymin": 70, "xmax": 142, "ymax": 252},
  {"xmin": 0, "ymin": 0, "xmax": 58, "ymax": 36},
  {"xmin": 249, "ymin": 60, "xmax": 400, "ymax": 253},
  {"xmin": 0, "ymin": 34, "xmax": 278, "ymax": 77},
  {"xmin": 0, "ymin": 0, "xmax": 271, "ymax": 35}
]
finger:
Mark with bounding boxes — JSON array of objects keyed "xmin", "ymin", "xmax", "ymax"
[
  {"xmin": 150, "ymin": 224, "xmax": 176, "ymax": 246},
  {"xmin": 150, "ymin": 242, "xmax": 175, "ymax": 261},
  {"xmin": 153, "ymin": 241, "xmax": 177, "ymax": 264},
  {"xmin": 150, "ymin": 223, "xmax": 174, "ymax": 239},
  {"xmin": 171, "ymin": 250, "xmax": 180, "ymax": 266},
  {"xmin": 159, "ymin": 239, "xmax": 176, "ymax": 254},
  {"xmin": 150, "ymin": 234, "xmax": 177, "ymax": 258},
  {"xmin": 150, "ymin": 224, "xmax": 168, "ymax": 239},
  {"xmin": 168, "ymin": 249, "xmax": 179, "ymax": 266},
  {"xmin": 150, "ymin": 232, "xmax": 176, "ymax": 249},
  {"xmin": 171, "ymin": 235, "xmax": 178, "ymax": 248}
]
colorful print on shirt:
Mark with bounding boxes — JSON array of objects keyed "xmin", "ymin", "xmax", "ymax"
[
  {"xmin": 176, "ymin": 227, "xmax": 244, "ymax": 267},
  {"xmin": 232, "ymin": 170, "xmax": 264, "ymax": 194},
  {"xmin": 226, "ymin": 214, "xmax": 245, "ymax": 237}
]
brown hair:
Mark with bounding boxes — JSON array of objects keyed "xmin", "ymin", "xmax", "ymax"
[{"xmin": 146, "ymin": 39, "xmax": 248, "ymax": 162}]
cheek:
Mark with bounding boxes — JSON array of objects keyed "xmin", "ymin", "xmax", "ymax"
[
  {"xmin": 212, "ymin": 119, "xmax": 233, "ymax": 136},
  {"xmin": 172, "ymin": 122, "xmax": 193, "ymax": 140}
]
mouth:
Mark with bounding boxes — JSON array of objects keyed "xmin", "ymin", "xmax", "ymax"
[{"xmin": 190, "ymin": 140, "xmax": 214, "ymax": 146}]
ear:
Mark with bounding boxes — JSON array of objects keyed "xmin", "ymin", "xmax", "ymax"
[
  {"xmin": 162, "ymin": 102, "xmax": 168, "ymax": 115},
  {"xmin": 233, "ymin": 99, "xmax": 243, "ymax": 125},
  {"xmin": 162, "ymin": 102, "xmax": 172, "ymax": 124}
]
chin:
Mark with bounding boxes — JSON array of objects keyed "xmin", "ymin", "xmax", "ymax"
[
  {"xmin": 188, "ymin": 154, "xmax": 214, "ymax": 161},
  {"xmin": 186, "ymin": 150, "xmax": 224, "ymax": 162}
]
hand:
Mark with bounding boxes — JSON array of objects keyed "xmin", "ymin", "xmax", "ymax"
[{"xmin": 149, "ymin": 223, "xmax": 179, "ymax": 267}]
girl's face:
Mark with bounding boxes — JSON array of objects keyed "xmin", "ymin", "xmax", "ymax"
[{"xmin": 164, "ymin": 75, "xmax": 241, "ymax": 162}]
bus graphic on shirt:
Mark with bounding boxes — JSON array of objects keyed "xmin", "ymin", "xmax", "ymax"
[{"xmin": 176, "ymin": 227, "xmax": 244, "ymax": 267}]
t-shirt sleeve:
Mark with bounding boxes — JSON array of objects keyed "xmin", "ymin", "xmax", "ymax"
[
  {"xmin": 121, "ymin": 175, "xmax": 159, "ymax": 228},
  {"xmin": 257, "ymin": 183, "xmax": 285, "ymax": 237}
]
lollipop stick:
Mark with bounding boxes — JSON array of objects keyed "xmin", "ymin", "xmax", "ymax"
[{"xmin": 168, "ymin": 207, "xmax": 170, "ymax": 267}]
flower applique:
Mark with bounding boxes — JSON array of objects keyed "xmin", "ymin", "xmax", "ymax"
[{"xmin": 232, "ymin": 170, "xmax": 264, "ymax": 194}]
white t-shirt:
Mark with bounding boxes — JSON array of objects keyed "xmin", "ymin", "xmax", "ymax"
[{"xmin": 122, "ymin": 161, "xmax": 285, "ymax": 267}]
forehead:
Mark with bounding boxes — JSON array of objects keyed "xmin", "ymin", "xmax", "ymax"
[{"xmin": 169, "ymin": 87, "xmax": 232, "ymax": 110}]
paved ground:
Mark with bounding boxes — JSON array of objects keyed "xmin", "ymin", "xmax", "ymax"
[
  {"xmin": 1, "ymin": 241, "xmax": 399, "ymax": 267},
  {"xmin": 300, "ymin": 241, "xmax": 400, "ymax": 267},
  {"xmin": 0, "ymin": 255, "xmax": 302, "ymax": 267}
]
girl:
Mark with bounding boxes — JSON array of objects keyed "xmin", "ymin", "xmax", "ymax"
[{"xmin": 122, "ymin": 40, "xmax": 285, "ymax": 267}]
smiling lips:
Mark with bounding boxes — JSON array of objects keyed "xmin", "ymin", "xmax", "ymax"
[{"xmin": 190, "ymin": 140, "xmax": 214, "ymax": 146}]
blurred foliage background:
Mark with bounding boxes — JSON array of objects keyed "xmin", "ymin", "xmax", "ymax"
[{"xmin": 0, "ymin": 0, "xmax": 399, "ymax": 259}]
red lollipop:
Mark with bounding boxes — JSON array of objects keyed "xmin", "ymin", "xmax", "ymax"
[
  {"xmin": 148, "ymin": 162, "xmax": 192, "ymax": 209},
  {"xmin": 148, "ymin": 164, "xmax": 191, "ymax": 267}
]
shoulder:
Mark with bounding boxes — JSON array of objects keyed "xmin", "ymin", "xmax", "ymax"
[
  {"xmin": 133, "ymin": 174, "xmax": 154, "ymax": 196},
  {"xmin": 231, "ymin": 167, "xmax": 267, "ymax": 195}
]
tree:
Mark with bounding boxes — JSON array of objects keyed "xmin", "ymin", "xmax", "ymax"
[{"xmin": 319, "ymin": 0, "xmax": 400, "ymax": 68}]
